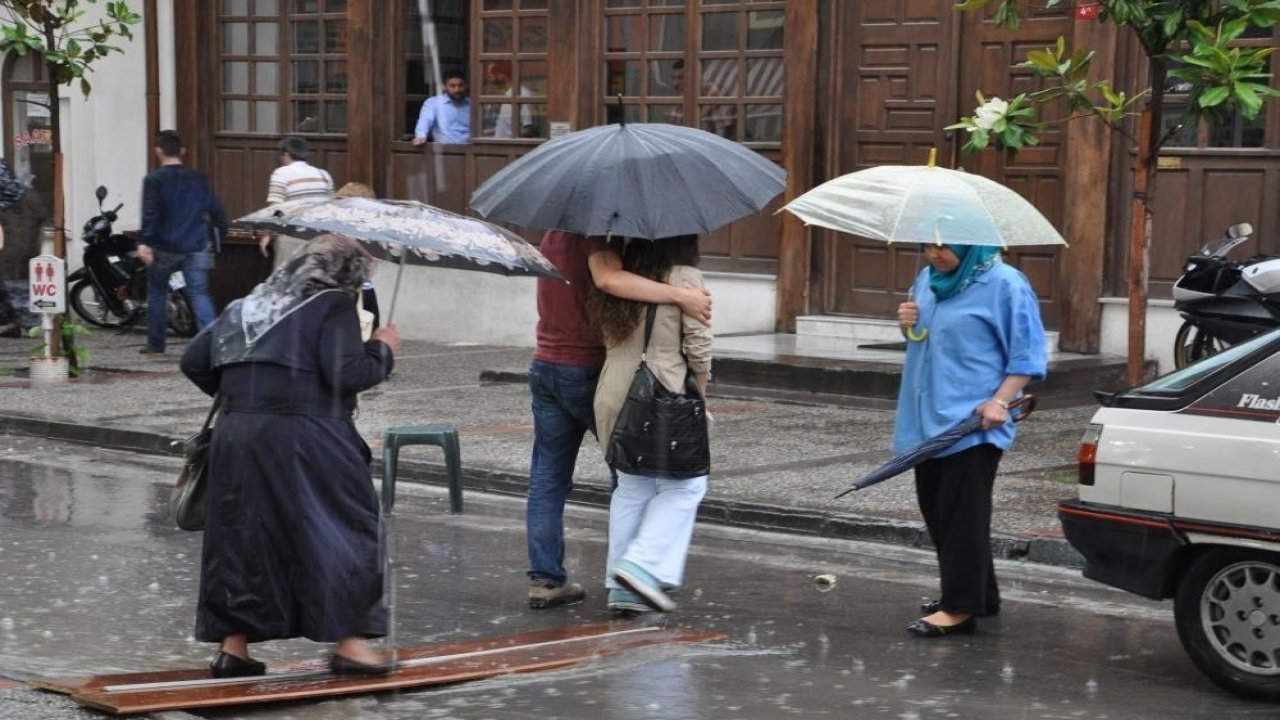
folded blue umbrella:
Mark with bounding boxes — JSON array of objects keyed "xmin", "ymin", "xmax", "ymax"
[{"xmin": 835, "ymin": 395, "xmax": 1036, "ymax": 498}]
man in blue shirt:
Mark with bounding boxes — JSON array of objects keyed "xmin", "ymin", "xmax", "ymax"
[
  {"xmin": 137, "ymin": 130, "xmax": 227, "ymax": 354},
  {"xmin": 413, "ymin": 71, "xmax": 471, "ymax": 145}
]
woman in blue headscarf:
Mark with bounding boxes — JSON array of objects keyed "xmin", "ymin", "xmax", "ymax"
[{"xmin": 895, "ymin": 242, "xmax": 1047, "ymax": 638}]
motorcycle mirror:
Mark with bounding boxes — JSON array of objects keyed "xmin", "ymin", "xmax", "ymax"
[
  {"xmin": 95, "ymin": 186, "xmax": 108, "ymax": 202},
  {"xmin": 1227, "ymin": 222, "xmax": 1253, "ymax": 240}
]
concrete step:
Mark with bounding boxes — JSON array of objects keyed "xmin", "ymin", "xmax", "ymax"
[
  {"xmin": 711, "ymin": 334, "xmax": 1149, "ymax": 409},
  {"xmin": 796, "ymin": 315, "xmax": 1061, "ymax": 356}
]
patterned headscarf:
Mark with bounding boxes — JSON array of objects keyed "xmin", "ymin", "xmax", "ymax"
[
  {"xmin": 239, "ymin": 234, "xmax": 374, "ymax": 344},
  {"xmin": 928, "ymin": 244, "xmax": 1001, "ymax": 302}
]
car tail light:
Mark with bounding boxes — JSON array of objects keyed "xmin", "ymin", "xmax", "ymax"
[{"xmin": 1077, "ymin": 424, "xmax": 1102, "ymax": 486}]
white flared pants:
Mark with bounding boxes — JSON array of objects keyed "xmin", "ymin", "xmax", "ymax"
[{"xmin": 605, "ymin": 471, "xmax": 708, "ymax": 589}]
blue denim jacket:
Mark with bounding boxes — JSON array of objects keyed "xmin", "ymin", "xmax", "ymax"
[{"xmin": 140, "ymin": 165, "xmax": 228, "ymax": 253}]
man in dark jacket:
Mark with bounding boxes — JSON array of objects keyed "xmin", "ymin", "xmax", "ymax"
[{"xmin": 137, "ymin": 130, "xmax": 227, "ymax": 354}]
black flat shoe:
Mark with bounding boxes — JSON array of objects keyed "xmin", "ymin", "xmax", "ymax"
[
  {"xmin": 920, "ymin": 599, "xmax": 1000, "ymax": 617},
  {"xmin": 329, "ymin": 653, "xmax": 395, "ymax": 676},
  {"xmin": 210, "ymin": 651, "xmax": 267, "ymax": 679},
  {"xmin": 906, "ymin": 616, "xmax": 977, "ymax": 638}
]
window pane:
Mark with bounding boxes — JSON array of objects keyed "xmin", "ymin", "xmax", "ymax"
[
  {"xmin": 700, "ymin": 58, "xmax": 738, "ymax": 98},
  {"xmin": 520, "ymin": 16, "xmax": 548, "ymax": 53},
  {"xmin": 649, "ymin": 14, "xmax": 685, "ymax": 52},
  {"xmin": 325, "ymin": 20, "xmax": 347, "ymax": 53},
  {"xmin": 604, "ymin": 16, "xmax": 640, "ymax": 53},
  {"xmin": 223, "ymin": 0, "xmax": 249, "ymax": 14},
  {"xmin": 255, "ymin": 62, "xmax": 279, "ymax": 93},
  {"xmin": 294, "ymin": 101, "xmax": 321, "ymax": 131},
  {"xmin": 520, "ymin": 0, "xmax": 548, "ymax": 8},
  {"xmin": 604, "ymin": 59, "xmax": 643, "ymax": 97},
  {"xmin": 325, "ymin": 60, "xmax": 348, "ymax": 92},
  {"xmin": 520, "ymin": 60, "xmax": 549, "ymax": 96},
  {"xmin": 223, "ymin": 23, "xmax": 250, "ymax": 54},
  {"xmin": 605, "ymin": 0, "xmax": 639, "ymax": 7},
  {"xmin": 1158, "ymin": 102, "xmax": 1198, "ymax": 148},
  {"xmin": 746, "ymin": 10, "xmax": 783, "ymax": 50},
  {"xmin": 700, "ymin": 104, "xmax": 737, "ymax": 138},
  {"xmin": 254, "ymin": 100, "xmax": 279, "ymax": 133},
  {"xmin": 482, "ymin": 61, "xmax": 516, "ymax": 95},
  {"xmin": 1210, "ymin": 108, "xmax": 1267, "ymax": 148},
  {"xmin": 326, "ymin": 0, "xmax": 347, "ymax": 12},
  {"xmin": 298, "ymin": 0, "xmax": 320, "ymax": 12},
  {"xmin": 483, "ymin": 0, "xmax": 513, "ymax": 9},
  {"xmin": 293, "ymin": 60, "xmax": 321, "ymax": 93},
  {"xmin": 483, "ymin": 17, "xmax": 513, "ymax": 53},
  {"xmin": 485, "ymin": 102, "xmax": 543, "ymax": 138},
  {"xmin": 223, "ymin": 100, "xmax": 249, "ymax": 131},
  {"xmin": 744, "ymin": 103, "xmax": 781, "ymax": 141},
  {"xmin": 652, "ymin": 0, "xmax": 685, "ymax": 6},
  {"xmin": 605, "ymin": 102, "xmax": 641, "ymax": 126},
  {"xmin": 223, "ymin": 61, "xmax": 249, "ymax": 94},
  {"xmin": 745, "ymin": 58, "xmax": 782, "ymax": 97},
  {"xmin": 648, "ymin": 59, "xmax": 680, "ymax": 96},
  {"xmin": 701, "ymin": 12, "xmax": 738, "ymax": 51},
  {"xmin": 702, "ymin": 0, "xmax": 734, "ymax": 4},
  {"xmin": 253, "ymin": 0, "xmax": 277, "ymax": 15},
  {"xmin": 254, "ymin": 22, "xmax": 278, "ymax": 55},
  {"xmin": 647, "ymin": 103, "xmax": 681, "ymax": 124},
  {"xmin": 326, "ymin": 101, "xmax": 347, "ymax": 133},
  {"xmin": 293, "ymin": 21, "xmax": 320, "ymax": 53}
]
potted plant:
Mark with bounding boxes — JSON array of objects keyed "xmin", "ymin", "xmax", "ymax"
[{"xmin": 27, "ymin": 313, "xmax": 90, "ymax": 380}]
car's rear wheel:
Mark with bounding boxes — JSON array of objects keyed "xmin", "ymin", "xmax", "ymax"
[
  {"xmin": 1173, "ymin": 321, "xmax": 1229, "ymax": 369},
  {"xmin": 1175, "ymin": 548, "xmax": 1280, "ymax": 702}
]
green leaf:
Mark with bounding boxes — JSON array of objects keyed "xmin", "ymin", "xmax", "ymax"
[
  {"xmin": 1197, "ymin": 85, "xmax": 1231, "ymax": 108},
  {"xmin": 79, "ymin": 77, "xmax": 92, "ymax": 97},
  {"xmin": 1232, "ymin": 81, "xmax": 1264, "ymax": 116}
]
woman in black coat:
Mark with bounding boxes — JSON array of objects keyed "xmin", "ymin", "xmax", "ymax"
[{"xmin": 181, "ymin": 234, "xmax": 401, "ymax": 677}]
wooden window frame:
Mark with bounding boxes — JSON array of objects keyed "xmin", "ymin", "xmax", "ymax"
[
  {"xmin": 474, "ymin": 0, "xmax": 551, "ymax": 141},
  {"xmin": 601, "ymin": 0, "xmax": 785, "ymax": 146}
]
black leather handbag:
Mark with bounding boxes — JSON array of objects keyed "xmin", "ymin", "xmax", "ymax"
[
  {"xmin": 606, "ymin": 305, "xmax": 710, "ymax": 480},
  {"xmin": 170, "ymin": 395, "xmax": 220, "ymax": 531}
]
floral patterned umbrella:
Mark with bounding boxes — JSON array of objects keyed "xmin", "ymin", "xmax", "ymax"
[{"xmin": 237, "ymin": 196, "xmax": 562, "ymax": 279}]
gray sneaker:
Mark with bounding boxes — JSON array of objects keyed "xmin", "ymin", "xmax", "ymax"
[{"xmin": 528, "ymin": 581, "xmax": 586, "ymax": 609}]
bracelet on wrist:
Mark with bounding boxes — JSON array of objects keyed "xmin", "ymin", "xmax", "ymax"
[{"xmin": 990, "ymin": 398, "xmax": 1009, "ymax": 410}]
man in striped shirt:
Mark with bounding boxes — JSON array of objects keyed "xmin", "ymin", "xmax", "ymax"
[{"xmin": 258, "ymin": 137, "xmax": 334, "ymax": 259}]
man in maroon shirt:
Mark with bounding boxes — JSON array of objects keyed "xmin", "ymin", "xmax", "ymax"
[{"xmin": 526, "ymin": 231, "xmax": 712, "ymax": 609}]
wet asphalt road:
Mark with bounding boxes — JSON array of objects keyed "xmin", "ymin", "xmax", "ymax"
[{"xmin": 0, "ymin": 435, "xmax": 1272, "ymax": 719}]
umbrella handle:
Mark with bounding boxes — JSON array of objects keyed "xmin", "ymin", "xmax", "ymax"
[{"xmin": 1009, "ymin": 394, "xmax": 1037, "ymax": 422}]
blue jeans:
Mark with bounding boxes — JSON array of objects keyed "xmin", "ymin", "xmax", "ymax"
[
  {"xmin": 527, "ymin": 360, "xmax": 600, "ymax": 586},
  {"xmin": 147, "ymin": 249, "xmax": 215, "ymax": 351}
]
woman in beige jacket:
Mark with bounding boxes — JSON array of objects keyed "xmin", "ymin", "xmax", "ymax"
[{"xmin": 589, "ymin": 236, "xmax": 712, "ymax": 614}]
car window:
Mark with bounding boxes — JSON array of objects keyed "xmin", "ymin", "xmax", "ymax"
[{"xmin": 1142, "ymin": 327, "xmax": 1280, "ymax": 393}]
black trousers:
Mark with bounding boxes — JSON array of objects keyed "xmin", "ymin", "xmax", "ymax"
[{"xmin": 914, "ymin": 443, "xmax": 1003, "ymax": 616}]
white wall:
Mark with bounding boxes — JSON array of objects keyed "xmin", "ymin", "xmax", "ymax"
[
  {"xmin": 378, "ymin": 265, "xmax": 779, "ymax": 346},
  {"xmin": 1100, "ymin": 297, "xmax": 1180, "ymax": 375}
]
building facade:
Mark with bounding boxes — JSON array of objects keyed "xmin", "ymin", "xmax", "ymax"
[{"xmin": 4, "ymin": 1, "xmax": 1279, "ymax": 365}]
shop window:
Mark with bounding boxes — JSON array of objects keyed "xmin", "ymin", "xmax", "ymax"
[
  {"xmin": 603, "ymin": 0, "xmax": 784, "ymax": 144},
  {"xmin": 402, "ymin": 0, "xmax": 469, "ymax": 139},
  {"xmin": 2, "ymin": 52, "xmax": 53, "ymax": 204},
  {"xmin": 217, "ymin": 0, "xmax": 347, "ymax": 134},
  {"xmin": 477, "ymin": 0, "xmax": 549, "ymax": 139}
]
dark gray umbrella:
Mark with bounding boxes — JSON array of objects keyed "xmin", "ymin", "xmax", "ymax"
[
  {"xmin": 469, "ymin": 122, "xmax": 786, "ymax": 239},
  {"xmin": 834, "ymin": 395, "xmax": 1037, "ymax": 498}
]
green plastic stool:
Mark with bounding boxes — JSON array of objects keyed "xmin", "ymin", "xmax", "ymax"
[{"xmin": 382, "ymin": 424, "xmax": 463, "ymax": 515}]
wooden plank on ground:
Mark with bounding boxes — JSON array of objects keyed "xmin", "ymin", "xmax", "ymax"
[{"xmin": 40, "ymin": 623, "xmax": 722, "ymax": 716}]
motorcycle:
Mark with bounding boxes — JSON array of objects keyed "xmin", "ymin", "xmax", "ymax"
[
  {"xmin": 1171, "ymin": 222, "xmax": 1280, "ymax": 368},
  {"xmin": 67, "ymin": 185, "xmax": 196, "ymax": 337}
]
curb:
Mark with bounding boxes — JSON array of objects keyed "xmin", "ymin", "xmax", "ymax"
[{"xmin": 0, "ymin": 414, "xmax": 1083, "ymax": 569}]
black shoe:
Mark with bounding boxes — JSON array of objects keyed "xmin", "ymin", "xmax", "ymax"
[
  {"xmin": 920, "ymin": 599, "xmax": 1000, "ymax": 617},
  {"xmin": 209, "ymin": 651, "xmax": 267, "ymax": 679},
  {"xmin": 906, "ymin": 616, "xmax": 977, "ymax": 638},
  {"xmin": 329, "ymin": 653, "xmax": 395, "ymax": 676}
]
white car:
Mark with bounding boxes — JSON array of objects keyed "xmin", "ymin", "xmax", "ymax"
[{"xmin": 1060, "ymin": 326, "xmax": 1280, "ymax": 702}]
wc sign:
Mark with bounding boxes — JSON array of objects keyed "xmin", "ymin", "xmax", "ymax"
[{"xmin": 28, "ymin": 255, "xmax": 66, "ymax": 314}]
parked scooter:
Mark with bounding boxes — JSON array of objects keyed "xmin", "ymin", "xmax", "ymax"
[
  {"xmin": 1171, "ymin": 222, "xmax": 1280, "ymax": 368},
  {"xmin": 67, "ymin": 186, "xmax": 196, "ymax": 336}
]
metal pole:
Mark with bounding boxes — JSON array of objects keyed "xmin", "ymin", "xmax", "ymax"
[{"xmin": 386, "ymin": 254, "xmax": 407, "ymax": 325}]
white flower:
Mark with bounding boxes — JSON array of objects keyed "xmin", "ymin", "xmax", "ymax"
[{"xmin": 972, "ymin": 97, "xmax": 1010, "ymax": 130}]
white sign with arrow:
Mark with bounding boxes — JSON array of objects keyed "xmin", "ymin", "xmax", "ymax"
[{"xmin": 28, "ymin": 254, "xmax": 66, "ymax": 314}]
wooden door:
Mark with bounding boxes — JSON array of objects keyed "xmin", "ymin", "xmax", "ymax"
[{"xmin": 823, "ymin": 1, "xmax": 1069, "ymax": 326}]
